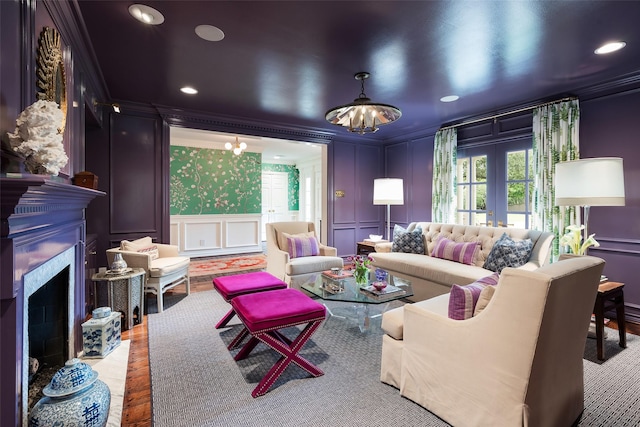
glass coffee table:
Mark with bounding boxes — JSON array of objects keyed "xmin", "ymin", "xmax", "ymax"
[{"xmin": 298, "ymin": 272, "xmax": 413, "ymax": 332}]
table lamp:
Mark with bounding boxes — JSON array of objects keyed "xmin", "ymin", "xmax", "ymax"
[
  {"xmin": 373, "ymin": 178, "xmax": 404, "ymax": 241},
  {"xmin": 555, "ymin": 157, "xmax": 625, "ymax": 243}
]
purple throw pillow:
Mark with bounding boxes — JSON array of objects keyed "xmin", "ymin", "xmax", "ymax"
[
  {"xmin": 431, "ymin": 236, "xmax": 480, "ymax": 266},
  {"xmin": 286, "ymin": 236, "xmax": 320, "ymax": 258},
  {"xmin": 448, "ymin": 273, "xmax": 500, "ymax": 320}
]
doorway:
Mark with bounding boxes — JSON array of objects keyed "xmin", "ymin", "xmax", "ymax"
[{"xmin": 261, "ymin": 171, "xmax": 289, "ymax": 240}]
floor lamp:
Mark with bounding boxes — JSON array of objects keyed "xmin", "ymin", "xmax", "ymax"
[
  {"xmin": 373, "ymin": 178, "xmax": 404, "ymax": 241},
  {"xmin": 555, "ymin": 157, "xmax": 625, "ymax": 243}
]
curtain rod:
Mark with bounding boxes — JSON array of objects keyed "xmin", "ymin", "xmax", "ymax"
[{"xmin": 439, "ymin": 96, "xmax": 578, "ymax": 131}]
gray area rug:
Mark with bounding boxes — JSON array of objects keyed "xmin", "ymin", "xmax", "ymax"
[{"xmin": 148, "ymin": 290, "xmax": 640, "ymax": 426}]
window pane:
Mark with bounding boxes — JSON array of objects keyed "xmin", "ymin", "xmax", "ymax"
[
  {"xmin": 457, "ymin": 211, "xmax": 469, "ymax": 225},
  {"xmin": 508, "ymin": 213, "xmax": 526, "ymax": 229},
  {"xmin": 472, "ymin": 156, "xmax": 487, "ymax": 181},
  {"xmin": 458, "ymin": 158, "xmax": 469, "ymax": 183},
  {"xmin": 507, "ymin": 182, "xmax": 526, "ymax": 211},
  {"xmin": 507, "ymin": 151, "xmax": 526, "ymax": 180},
  {"xmin": 473, "ymin": 184, "xmax": 486, "ymax": 210},
  {"xmin": 473, "ymin": 212, "xmax": 487, "ymax": 227},
  {"xmin": 458, "ymin": 185, "xmax": 469, "ymax": 209}
]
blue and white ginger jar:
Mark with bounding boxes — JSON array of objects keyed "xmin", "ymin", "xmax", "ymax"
[{"xmin": 29, "ymin": 358, "xmax": 111, "ymax": 427}]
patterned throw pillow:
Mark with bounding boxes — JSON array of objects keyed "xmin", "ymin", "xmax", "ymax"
[
  {"xmin": 483, "ymin": 233, "xmax": 533, "ymax": 273},
  {"xmin": 137, "ymin": 245, "xmax": 159, "ymax": 260},
  {"xmin": 391, "ymin": 225, "xmax": 424, "ymax": 254},
  {"xmin": 431, "ymin": 236, "xmax": 480, "ymax": 266},
  {"xmin": 448, "ymin": 273, "xmax": 500, "ymax": 320},
  {"xmin": 286, "ymin": 235, "xmax": 320, "ymax": 258}
]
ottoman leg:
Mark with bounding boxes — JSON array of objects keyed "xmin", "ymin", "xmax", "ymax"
[
  {"xmin": 215, "ymin": 308, "xmax": 236, "ymax": 329},
  {"xmin": 251, "ymin": 319, "xmax": 324, "ymax": 398}
]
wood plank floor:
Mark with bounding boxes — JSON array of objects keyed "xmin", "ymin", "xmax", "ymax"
[{"xmin": 119, "ymin": 277, "xmax": 640, "ymax": 426}]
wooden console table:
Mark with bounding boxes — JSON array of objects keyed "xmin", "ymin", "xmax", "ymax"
[{"xmin": 356, "ymin": 240, "xmax": 388, "ymax": 255}]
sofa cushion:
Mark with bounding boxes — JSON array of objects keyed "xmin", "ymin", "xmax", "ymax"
[
  {"xmin": 137, "ymin": 245, "xmax": 159, "ymax": 260},
  {"xmin": 431, "ymin": 236, "xmax": 480, "ymax": 266},
  {"xmin": 483, "ymin": 233, "xmax": 534, "ymax": 273},
  {"xmin": 448, "ymin": 273, "xmax": 500, "ymax": 320},
  {"xmin": 279, "ymin": 231, "xmax": 314, "ymax": 252},
  {"xmin": 286, "ymin": 255, "xmax": 343, "ymax": 276},
  {"xmin": 473, "ymin": 285, "xmax": 496, "ymax": 316},
  {"xmin": 392, "ymin": 225, "xmax": 425, "ymax": 254},
  {"xmin": 121, "ymin": 236, "xmax": 153, "ymax": 251},
  {"xmin": 381, "ymin": 294, "xmax": 450, "ymax": 340},
  {"xmin": 149, "ymin": 256, "xmax": 190, "ymax": 278},
  {"xmin": 370, "ymin": 252, "xmax": 492, "ymax": 288},
  {"xmin": 286, "ymin": 235, "xmax": 320, "ymax": 258}
]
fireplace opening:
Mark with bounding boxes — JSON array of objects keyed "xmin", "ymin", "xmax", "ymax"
[{"xmin": 27, "ymin": 267, "xmax": 69, "ymax": 411}]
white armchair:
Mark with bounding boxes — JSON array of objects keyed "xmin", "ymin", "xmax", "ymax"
[
  {"xmin": 380, "ymin": 255, "xmax": 605, "ymax": 427},
  {"xmin": 106, "ymin": 237, "xmax": 190, "ymax": 313},
  {"xmin": 266, "ymin": 221, "xmax": 343, "ymax": 288}
]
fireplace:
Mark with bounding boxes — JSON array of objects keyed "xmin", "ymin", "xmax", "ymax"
[{"xmin": 1, "ymin": 177, "xmax": 103, "ymax": 426}]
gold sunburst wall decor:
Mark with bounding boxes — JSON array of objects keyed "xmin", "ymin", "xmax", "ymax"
[{"xmin": 36, "ymin": 26, "xmax": 67, "ymax": 135}]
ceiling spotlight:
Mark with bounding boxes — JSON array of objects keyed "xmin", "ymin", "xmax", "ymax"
[
  {"xmin": 325, "ymin": 72, "xmax": 402, "ymax": 135},
  {"xmin": 594, "ymin": 41, "xmax": 626, "ymax": 55},
  {"xmin": 225, "ymin": 136, "xmax": 247, "ymax": 155},
  {"xmin": 440, "ymin": 95, "xmax": 459, "ymax": 103},
  {"xmin": 195, "ymin": 25, "xmax": 225, "ymax": 42},
  {"xmin": 128, "ymin": 4, "xmax": 164, "ymax": 25},
  {"xmin": 180, "ymin": 86, "xmax": 198, "ymax": 95}
]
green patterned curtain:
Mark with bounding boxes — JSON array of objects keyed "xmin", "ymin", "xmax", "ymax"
[
  {"xmin": 432, "ymin": 127, "xmax": 457, "ymax": 223},
  {"xmin": 531, "ymin": 99, "xmax": 580, "ymax": 261}
]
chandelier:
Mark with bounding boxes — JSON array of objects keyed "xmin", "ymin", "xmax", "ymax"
[
  {"xmin": 325, "ymin": 72, "xmax": 402, "ymax": 135},
  {"xmin": 225, "ymin": 136, "xmax": 247, "ymax": 155}
]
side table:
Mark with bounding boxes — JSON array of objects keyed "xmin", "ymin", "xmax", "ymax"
[
  {"xmin": 92, "ymin": 268, "xmax": 146, "ymax": 330},
  {"xmin": 356, "ymin": 240, "xmax": 388, "ymax": 255},
  {"xmin": 594, "ymin": 281, "xmax": 627, "ymax": 360}
]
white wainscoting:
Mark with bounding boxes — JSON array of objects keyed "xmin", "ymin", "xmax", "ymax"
[{"xmin": 170, "ymin": 214, "xmax": 262, "ymax": 257}]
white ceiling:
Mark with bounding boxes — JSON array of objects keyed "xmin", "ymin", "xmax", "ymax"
[{"xmin": 169, "ymin": 127, "xmax": 323, "ymax": 165}]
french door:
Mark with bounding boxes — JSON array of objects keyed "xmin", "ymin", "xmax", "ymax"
[
  {"xmin": 456, "ymin": 139, "xmax": 533, "ymax": 228},
  {"xmin": 261, "ymin": 172, "xmax": 289, "ymax": 240}
]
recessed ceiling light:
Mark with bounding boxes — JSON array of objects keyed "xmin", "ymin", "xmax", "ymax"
[
  {"xmin": 274, "ymin": 155, "xmax": 284, "ymax": 159},
  {"xmin": 128, "ymin": 4, "xmax": 164, "ymax": 25},
  {"xmin": 440, "ymin": 95, "xmax": 459, "ymax": 103},
  {"xmin": 195, "ymin": 25, "xmax": 225, "ymax": 42},
  {"xmin": 180, "ymin": 86, "xmax": 198, "ymax": 95},
  {"xmin": 594, "ymin": 41, "xmax": 626, "ymax": 55}
]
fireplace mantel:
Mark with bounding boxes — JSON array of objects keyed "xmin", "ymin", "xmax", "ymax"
[{"xmin": 1, "ymin": 175, "xmax": 104, "ymax": 426}]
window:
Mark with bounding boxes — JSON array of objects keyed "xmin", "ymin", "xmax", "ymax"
[{"xmin": 457, "ymin": 139, "xmax": 533, "ymax": 228}]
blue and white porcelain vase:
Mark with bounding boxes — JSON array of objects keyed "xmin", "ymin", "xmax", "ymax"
[{"xmin": 29, "ymin": 358, "xmax": 111, "ymax": 427}]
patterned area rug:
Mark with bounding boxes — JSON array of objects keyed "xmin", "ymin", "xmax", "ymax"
[
  {"xmin": 147, "ymin": 290, "xmax": 640, "ymax": 426},
  {"xmin": 188, "ymin": 253, "xmax": 267, "ymax": 278}
]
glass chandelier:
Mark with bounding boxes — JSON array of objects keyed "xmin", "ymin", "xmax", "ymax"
[
  {"xmin": 325, "ymin": 72, "xmax": 402, "ymax": 135},
  {"xmin": 225, "ymin": 136, "xmax": 247, "ymax": 155}
]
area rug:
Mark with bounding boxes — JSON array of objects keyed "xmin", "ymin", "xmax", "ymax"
[
  {"xmin": 188, "ymin": 253, "xmax": 266, "ymax": 278},
  {"xmin": 148, "ymin": 290, "xmax": 640, "ymax": 427}
]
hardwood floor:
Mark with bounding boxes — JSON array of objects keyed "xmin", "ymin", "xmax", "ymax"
[
  {"xmin": 119, "ymin": 277, "xmax": 640, "ymax": 426},
  {"xmin": 120, "ymin": 277, "xmax": 212, "ymax": 426}
]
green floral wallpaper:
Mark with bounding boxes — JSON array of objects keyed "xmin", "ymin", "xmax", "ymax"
[
  {"xmin": 262, "ymin": 163, "xmax": 299, "ymax": 211},
  {"xmin": 170, "ymin": 146, "xmax": 262, "ymax": 214}
]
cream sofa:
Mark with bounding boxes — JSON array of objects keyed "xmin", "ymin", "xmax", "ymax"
[
  {"xmin": 380, "ymin": 255, "xmax": 605, "ymax": 427},
  {"xmin": 369, "ymin": 222, "xmax": 554, "ymax": 302}
]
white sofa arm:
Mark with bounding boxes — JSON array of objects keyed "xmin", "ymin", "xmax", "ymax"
[
  {"xmin": 156, "ymin": 243, "xmax": 179, "ymax": 257},
  {"xmin": 106, "ymin": 248, "xmax": 153, "ymax": 272},
  {"xmin": 374, "ymin": 242, "xmax": 392, "ymax": 253},
  {"xmin": 266, "ymin": 247, "xmax": 290, "ymax": 281},
  {"xmin": 318, "ymin": 244, "xmax": 337, "ymax": 256}
]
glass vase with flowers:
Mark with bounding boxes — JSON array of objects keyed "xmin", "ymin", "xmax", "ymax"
[{"xmin": 348, "ymin": 254, "xmax": 372, "ymax": 287}]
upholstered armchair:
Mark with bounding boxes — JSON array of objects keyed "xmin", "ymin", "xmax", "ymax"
[
  {"xmin": 380, "ymin": 255, "xmax": 605, "ymax": 427},
  {"xmin": 106, "ymin": 237, "xmax": 190, "ymax": 313},
  {"xmin": 266, "ymin": 222, "xmax": 343, "ymax": 287}
]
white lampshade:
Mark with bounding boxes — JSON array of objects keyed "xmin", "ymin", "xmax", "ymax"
[
  {"xmin": 555, "ymin": 157, "xmax": 625, "ymax": 206},
  {"xmin": 373, "ymin": 178, "xmax": 404, "ymax": 205}
]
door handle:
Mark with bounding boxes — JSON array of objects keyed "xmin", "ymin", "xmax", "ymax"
[{"xmin": 498, "ymin": 220, "xmax": 505, "ymax": 227}]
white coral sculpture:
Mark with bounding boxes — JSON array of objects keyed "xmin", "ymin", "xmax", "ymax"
[{"xmin": 7, "ymin": 100, "xmax": 68, "ymax": 175}]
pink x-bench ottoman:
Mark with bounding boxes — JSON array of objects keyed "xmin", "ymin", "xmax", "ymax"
[
  {"xmin": 231, "ymin": 288, "xmax": 326, "ymax": 397},
  {"xmin": 212, "ymin": 271, "xmax": 287, "ymax": 329}
]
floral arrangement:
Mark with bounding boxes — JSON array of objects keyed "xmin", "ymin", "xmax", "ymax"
[
  {"xmin": 559, "ymin": 224, "xmax": 600, "ymax": 255},
  {"xmin": 347, "ymin": 254, "xmax": 372, "ymax": 285},
  {"xmin": 6, "ymin": 100, "xmax": 68, "ymax": 175}
]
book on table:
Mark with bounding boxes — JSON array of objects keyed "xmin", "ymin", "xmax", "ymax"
[
  {"xmin": 361, "ymin": 283, "xmax": 405, "ymax": 297},
  {"xmin": 321, "ymin": 269, "xmax": 353, "ymax": 279}
]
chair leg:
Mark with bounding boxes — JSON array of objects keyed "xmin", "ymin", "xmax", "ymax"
[
  {"xmin": 157, "ymin": 292, "xmax": 164, "ymax": 313},
  {"xmin": 616, "ymin": 294, "xmax": 627, "ymax": 349},
  {"xmin": 216, "ymin": 308, "xmax": 236, "ymax": 329},
  {"xmin": 185, "ymin": 274, "xmax": 191, "ymax": 295}
]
